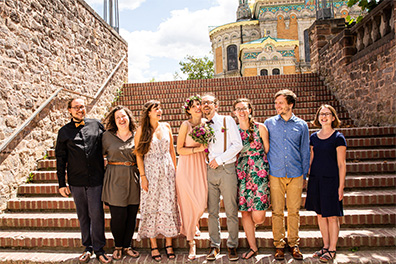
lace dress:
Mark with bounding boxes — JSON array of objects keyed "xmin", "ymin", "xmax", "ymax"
[
  {"xmin": 137, "ymin": 124, "xmax": 180, "ymax": 239},
  {"xmin": 236, "ymin": 123, "xmax": 270, "ymax": 211}
]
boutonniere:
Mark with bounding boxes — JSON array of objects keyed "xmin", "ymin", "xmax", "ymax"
[{"xmin": 221, "ymin": 127, "xmax": 227, "ymax": 133}]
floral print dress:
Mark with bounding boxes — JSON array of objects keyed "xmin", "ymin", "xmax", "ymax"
[
  {"xmin": 137, "ymin": 124, "xmax": 180, "ymax": 240},
  {"xmin": 236, "ymin": 123, "xmax": 270, "ymax": 211}
]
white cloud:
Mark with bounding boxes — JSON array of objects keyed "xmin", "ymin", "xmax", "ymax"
[
  {"xmin": 85, "ymin": 0, "xmax": 147, "ymax": 11},
  {"xmin": 119, "ymin": 0, "xmax": 238, "ymax": 82}
]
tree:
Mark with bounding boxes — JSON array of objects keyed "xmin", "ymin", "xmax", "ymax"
[
  {"xmin": 178, "ymin": 55, "xmax": 214, "ymax": 80},
  {"xmin": 347, "ymin": 0, "xmax": 382, "ymax": 23}
]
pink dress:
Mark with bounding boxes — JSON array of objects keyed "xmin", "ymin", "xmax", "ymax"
[{"xmin": 176, "ymin": 121, "xmax": 208, "ymax": 241}]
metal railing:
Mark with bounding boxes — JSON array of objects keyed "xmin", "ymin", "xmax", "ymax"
[{"xmin": 0, "ymin": 54, "xmax": 127, "ymax": 154}]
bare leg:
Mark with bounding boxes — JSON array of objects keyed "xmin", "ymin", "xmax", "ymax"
[
  {"xmin": 165, "ymin": 237, "xmax": 175, "ymax": 259},
  {"xmin": 317, "ymin": 214, "xmax": 330, "ymax": 249},
  {"xmin": 242, "ymin": 211, "xmax": 266, "ymax": 258},
  {"xmin": 150, "ymin": 238, "xmax": 161, "ymax": 261},
  {"xmin": 327, "ymin": 216, "xmax": 340, "ymax": 251}
]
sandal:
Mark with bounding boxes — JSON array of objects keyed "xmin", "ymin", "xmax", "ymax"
[
  {"xmin": 313, "ymin": 247, "xmax": 328, "ymax": 258},
  {"xmin": 242, "ymin": 248, "xmax": 258, "ymax": 259},
  {"xmin": 165, "ymin": 245, "xmax": 176, "ymax": 259},
  {"xmin": 78, "ymin": 250, "xmax": 92, "ymax": 263},
  {"xmin": 112, "ymin": 247, "xmax": 122, "ymax": 260},
  {"xmin": 188, "ymin": 240, "xmax": 196, "ymax": 260},
  {"xmin": 96, "ymin": 252, "xmax": 111, "ymax": 264},
  {"xmin": 319, "ymin": 250, "xmax": 336, "ymax": 263},
  {"xmin": 151, "ymin": 247, "xmax": 162, "ymax": 262},
  {"xmin": 124, "ymin": 247, "xmax": 140, "ymax": 258}
]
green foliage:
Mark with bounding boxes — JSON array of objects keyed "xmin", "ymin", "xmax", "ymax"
[
  {"xmin": 112, "ymin": 88, "xmax": 123, "ymax": 105},
  {"xmin": 26, "ymin": 172, "xmax": 34, "ymax": 183},
  {"xmin": 178, "ymin": 55, "xmax": 214, "ymax": 80},
  {"xmin": 350, "ymin": 246, "xmax": 359, "ymax": 252},
  {"xmin": 347, "ymin": 0, "xmax": 381, "ymax": 23}
]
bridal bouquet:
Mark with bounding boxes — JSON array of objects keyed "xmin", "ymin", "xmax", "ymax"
[{"xmin": 189, "ymin": 123, "xmax": 215, "ymax": 149}]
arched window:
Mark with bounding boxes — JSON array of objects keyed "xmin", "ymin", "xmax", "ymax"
[
  {"xmin": 260, "ymin": 69, "xmax": 268, "ymax": 76},
  {"xmin": 227, "ymin": 45, "xmax": 238, "ymax": 71},
  {"xmin": 272, "ymin": 68, "xmax": 280, "ymax": 75}
]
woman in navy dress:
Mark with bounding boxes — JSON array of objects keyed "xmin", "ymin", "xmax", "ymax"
[{"xmin": 305, "ymin": 105, "xmax": 346, "ymax": 263}]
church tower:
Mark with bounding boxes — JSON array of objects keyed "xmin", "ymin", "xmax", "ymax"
[{"xmin": 236, "ymin": 0, "xmax": 252, "ymax": 21}]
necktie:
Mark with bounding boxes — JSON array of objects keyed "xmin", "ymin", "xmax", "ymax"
[{"xmin": 75, "ymin": 121, "xmax": 85, "ymax": 127}]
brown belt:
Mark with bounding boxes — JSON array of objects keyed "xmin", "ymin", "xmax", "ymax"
[{"xmin": 108, "ymin": 161, "xmax": 136, "ymax": 166}]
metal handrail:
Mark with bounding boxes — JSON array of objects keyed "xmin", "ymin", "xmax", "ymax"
[{"xmin": 0, "ymin": 54, "xmax": 127, "ymax": 154}]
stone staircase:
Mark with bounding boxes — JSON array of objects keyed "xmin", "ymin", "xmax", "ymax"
[{"xmin": 0, "ymin": 74, "xmax": 395, "ymax": 263}]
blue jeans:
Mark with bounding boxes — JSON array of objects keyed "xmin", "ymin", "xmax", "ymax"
[{"xmin": 70, "ymin": 185, "xmax": 106, "ymax": 254}]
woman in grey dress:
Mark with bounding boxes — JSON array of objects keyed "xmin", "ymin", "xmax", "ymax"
[{"xmin": 102, "ymin": 106, "xmax": 140, "ymax": 260}]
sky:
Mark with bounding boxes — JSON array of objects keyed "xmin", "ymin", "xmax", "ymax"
[{"xmin": 85, "ymin": 0, "xmax": 241, "ymax": 83}]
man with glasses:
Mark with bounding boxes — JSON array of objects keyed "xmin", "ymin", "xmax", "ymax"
[
  {"xmin": 202, "ymin": 93, "xmax": 243, "ymax": 261},
  {"xmin": 55, "ymin": 98, "xmax": 110, "ymax": 263},
  {"xmin": 264, "ymin": 89, "xmax": 310, "ymax": 260}
]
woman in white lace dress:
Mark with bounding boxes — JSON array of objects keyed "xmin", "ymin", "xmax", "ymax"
[{"xmin": 135, "ymin": 100, "xmax": 180, "ymax": 262}]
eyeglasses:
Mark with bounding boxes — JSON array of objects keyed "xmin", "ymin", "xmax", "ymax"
[
  {"xmin": 319, "ymin": 112, "xmax": 332, "ymax": 117},
  {"xmin": 70, "ymin": 106, "xmax": 85, "ymax": 110},
  {"xmin": 202, "ymin": 100, "xmax": 214, "ymax": 105},
  {"xmin": 235, "ymin": 107, "xmax": 249, "ymax": 112}
]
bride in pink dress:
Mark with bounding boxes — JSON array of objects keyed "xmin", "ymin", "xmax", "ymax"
[{"xmin": 176, "ymin": 95, "xmax": 208, "ymax": 260}]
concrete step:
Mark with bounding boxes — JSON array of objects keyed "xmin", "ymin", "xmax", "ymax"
[
  {"xmin": 0, "ymin": 228, "xmax": 394, "ymax": 250},
  {"xmin": 0, "ymin": 248, "xmax": 395, "ymax": 264},
  {"xmin": 1, "ymin": 207, "xmax": 394, "ymax": 230},
  {"xmin": 7, "ymin": 190, "xmax": 396, "ymax": 212}
]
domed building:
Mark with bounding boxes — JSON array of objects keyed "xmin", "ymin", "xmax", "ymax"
[{"xmin": 209, "ymin": 0, "xmax": 360, "ymax": 77}]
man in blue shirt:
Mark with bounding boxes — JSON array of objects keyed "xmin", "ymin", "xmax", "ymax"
[{"xmin": 264, "ymin": 89, "xmax": 310, "ymax": 261}]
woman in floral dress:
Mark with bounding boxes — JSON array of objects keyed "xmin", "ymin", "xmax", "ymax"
[
  {"xmin": 233, "ymin": 98, "xmax": 270, "ymax": 259},
  {"xmin": 135, "ymin": 100, "xmax": 180, "ymax": 262}
]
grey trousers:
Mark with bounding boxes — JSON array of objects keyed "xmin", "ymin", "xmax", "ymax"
[{"xmin": 207, "ymin": 163, "xmax": 239, "ymax": 248}]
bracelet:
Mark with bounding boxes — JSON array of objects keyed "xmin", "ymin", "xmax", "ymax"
[
  {"xmin": 141, "ymin": 175, "xmax": 146, "ymax": 177},
  {"xmin": 192, "ymin": 148, "xmax": 194, "ymax": 154}
]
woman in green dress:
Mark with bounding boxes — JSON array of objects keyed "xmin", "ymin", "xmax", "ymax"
[{"xmin": 233, "ymin": 98, "xmax": 270, "ymax": 260}]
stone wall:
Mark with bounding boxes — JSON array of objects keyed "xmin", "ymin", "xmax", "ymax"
[
  {"xmin": 309, "ymin": 0, "xmax": 396, "ymax": 126},
  {"xmin": 0, "ymin": 0, "xmax": 128, "ymax": 209}
]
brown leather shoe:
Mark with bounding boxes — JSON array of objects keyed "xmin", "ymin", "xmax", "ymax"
[
  {"xmin": 274, "ymin": 248, "xmax": 285, "ymax": 260},
  {"xmin": 290, "ymin": 246, "xmax": 303, "ymax": 260},
  {"xmin": 227, "ymin": 247, "xmax": 239, "ymax": 261},
  {"xmin": 207, "ymin": 247, "xmax": 220, "ymax": 261}
]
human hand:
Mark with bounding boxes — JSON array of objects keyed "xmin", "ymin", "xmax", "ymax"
[
  {"xmin": 59, "ymin": 186, "xmax": 71, "ymax": 197},
  {"xmin": 141, "ymin": 177, "xmax": 149, "ymax": 192},
  {"xmin": 208, "ymin": 159, "xmax": 219, "ymax": 169},
  {"xmin": 338, "ymin": 187, "xmax": 344, "ymax": 201}
]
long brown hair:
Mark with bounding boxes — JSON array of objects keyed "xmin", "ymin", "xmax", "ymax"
[
  {"xmin": 135, "ymin": 100, "xmax": 160, "ymax": 156},
  {"xmin": 103, "ymin": 105, "xmax": 137, "ymax": 133},
  {"xmin": 233, "ymin": 98, "xmax": 256, "ymax": 143}
]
